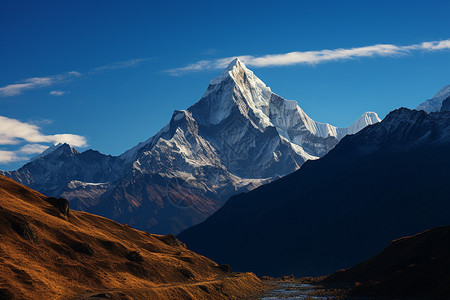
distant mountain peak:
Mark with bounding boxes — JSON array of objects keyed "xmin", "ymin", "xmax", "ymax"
[
  {"xmin": 347, "ymin": 107, "xmax": 450, "ymax": 150},
  {"xmin": 416, "ymin": 84, "xmax": 450, "ymax": 113},
  {"xmin": 346, "ymin": 111, "xmax": 381, "ymax": 135},
  {"xmin": 48, "ymin": 143, "xmax": 79, "ymax": 156},
  {"xmin": 433, "ymin": 84, "xmax": 450, "ymax": 99},
  {"xmin": 31, "ymin": 143, "xmax": 78, "ymax": 161}
]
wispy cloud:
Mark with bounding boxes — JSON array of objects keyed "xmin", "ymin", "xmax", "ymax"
[
  {"xmin": 0, "ymin": 58, "xmax": 151, "ymax": 97},
  {"xmin": 93, "ymin": 58, "xmax": 152, "ymax": 72},
  {"xmin": 0, "ymin": 72, "xmax": 80, "ymax": 97},
  {"xmin": 0, "ymin": 150, "xmax": 22, "ymax": 163},
  {"xmin": 0, "ymin": 144, "xmax": 49, "ymax": 163},
  {"xmin": 49, "ymin": 90, "xmax": 65, "ymax": 96},
  {"xmin": 18, "ymin": 144, "xmax": 50, "ymax": 155},
  {"xmin": 166, "ymin": 39, "xmax": 450, "ymax": 76}
]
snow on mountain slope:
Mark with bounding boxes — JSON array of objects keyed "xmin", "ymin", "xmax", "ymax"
[
  {"xmin": 92, "ymin": 59, "xmax": 381, "ymax": 233},
  {"xmin": 127, "ymin": 59, "xmax": 380, "ymax": 163},
  {"xmin": 1, "ymin": 144, "xmax": 123, "ymax": 211},
  {"xmin": 2, "ymin": 59, "xmax": 380, "ymax": 234},
  {"xmin": 416, "ymin": 84, "xmax": 450, "ymax": 113}
]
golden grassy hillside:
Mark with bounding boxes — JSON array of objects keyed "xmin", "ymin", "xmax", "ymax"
[{"xmin": 0, "ymin": 175, "xmax": 262, "ymax": 299}]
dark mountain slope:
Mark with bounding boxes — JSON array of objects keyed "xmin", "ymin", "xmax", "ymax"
[
  {"xmin": 178, "ymin": 108, "xmax": 450, "ymax": 277},
  {"xmin": 324, "ymin": 226, "xmax": 450, "ymax": 299},
  {"xmin": 441, "ymin": 95, "xmax": 450, "ymax": 112}
]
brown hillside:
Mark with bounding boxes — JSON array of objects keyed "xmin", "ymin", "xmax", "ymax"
[{"xmin": 0, "ymin": 175, "xmax": 262, "ymax": 299}]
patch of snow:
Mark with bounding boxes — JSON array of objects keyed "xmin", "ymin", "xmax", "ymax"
[{"xmin": 67, "ymin": 180, "xmax": 110, "ymax": 189}]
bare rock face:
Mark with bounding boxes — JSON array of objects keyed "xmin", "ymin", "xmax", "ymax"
[
  {"xmin": 1, "ymin": 59, "xmax": 380, "ymax": 235},
  {"xmin": 70, "ymin": 242, "xmax": 94, "ymax": 256},
  {"xmin": 218, "ymin": 264, "xmax": 232, "ymax": 273},
  {"xmin": 45, "ymin": 197, "xmax": 70, "ymax": 217},
  {"xmin": 126, "ymin": 251, "xmax": 144, "ymax": 263},
  {"xmin": 157, "ymin": 234, "xmax": 186, "ymax": 248}
]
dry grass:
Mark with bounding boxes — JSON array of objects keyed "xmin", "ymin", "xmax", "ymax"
[{"xmin": 0, "ymin": 175, "xmax": 263, "ymax": 299}]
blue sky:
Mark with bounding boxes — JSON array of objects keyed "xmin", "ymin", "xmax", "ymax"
[{"xmin": 1, "ymin": 0, "xmax": 449, "ymax": 170}]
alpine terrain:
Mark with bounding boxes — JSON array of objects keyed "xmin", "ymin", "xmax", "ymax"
[{"xmin": 1, "ymin": 59, "xmax": 380, "ymax": 234}]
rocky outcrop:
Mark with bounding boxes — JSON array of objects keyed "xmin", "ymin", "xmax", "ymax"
[{"xmin": 45, "ymin": 197, "xmax": 70, "ymax": 217}]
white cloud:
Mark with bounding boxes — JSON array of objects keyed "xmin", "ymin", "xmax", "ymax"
[
  {"xmin": 0, "ymin": 58, "xmax": 151, "ymax": 97},
  {"xmin": 19, "ymin": 144, "xmax": 50, "ymax": 155},
  {"xmin": 93, "ymin": 58, "xmax": 152, "ymax": 72},
  {"xmin": 167, "ymin": 38, "xmax": 450, "ymax": 75},
  {"xmin": 0, "ymin": 144, "xmax": 50, "ymax": 163},
  {"xmin": 0, "ymin": 116, "xmax": 87, "ymax": 164},
  {"xmin": 49, "ymin": 90, "xmax": 65, "ymax": 96},
  {"xmin": 0, "ymin": 71, "xmax": 80, "ymax": 97},
  {"xmin": 0, "ymin": 116, "xmax": 87, "ymax": 147},
  {"xmin": 50, "ymin": 134, "xmax": 87, "ymax": 146},
  {"xmin": 419, "ymin": 40, "xmax": 450, "ymax": 50},
  {"xmin": 0, "ymin": 150, "xmax": 22, "ymax": 163}
]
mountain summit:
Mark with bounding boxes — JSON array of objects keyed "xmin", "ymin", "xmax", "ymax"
[{"xmin": 2, "ymin": 59, "xmax": 380, "ymax": 234}]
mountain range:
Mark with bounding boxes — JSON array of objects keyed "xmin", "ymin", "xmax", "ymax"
[
  {"xmin": 178, "ymin": 107, "xmax": 450, "ymax": 276},
  {"xmin": 1, "ymin": 59, "xmax": 380, "ymax": 234}
]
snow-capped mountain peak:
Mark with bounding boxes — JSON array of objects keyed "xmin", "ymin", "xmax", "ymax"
[
  {"xmin": 345, "ymin": 111, "xmax": 381, "ymax": 136},
  {"xmin": 416, "ymin": 84, "xmax": 450, "ymax": 113},
  {"xmin": 195, "ymin": 58, "xmax": 379, "ymax": 144},
  {"xmin": 433, "ymin": 84, "xmax": 450, "ymax": 99},
  {"xmin": 31, "ymin": 143, "xmax": 79, "ymax": 161},
  {"xmin": 125, "ymin": 59, "xmax": 382, "ymax": 177},
  {"xmin": 197, "ymin": 58, "xmax": 273, "ymax": 127},
  {"xmin": 3, "ymin": 59, "xmax": 382, "ymax": 235}
]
